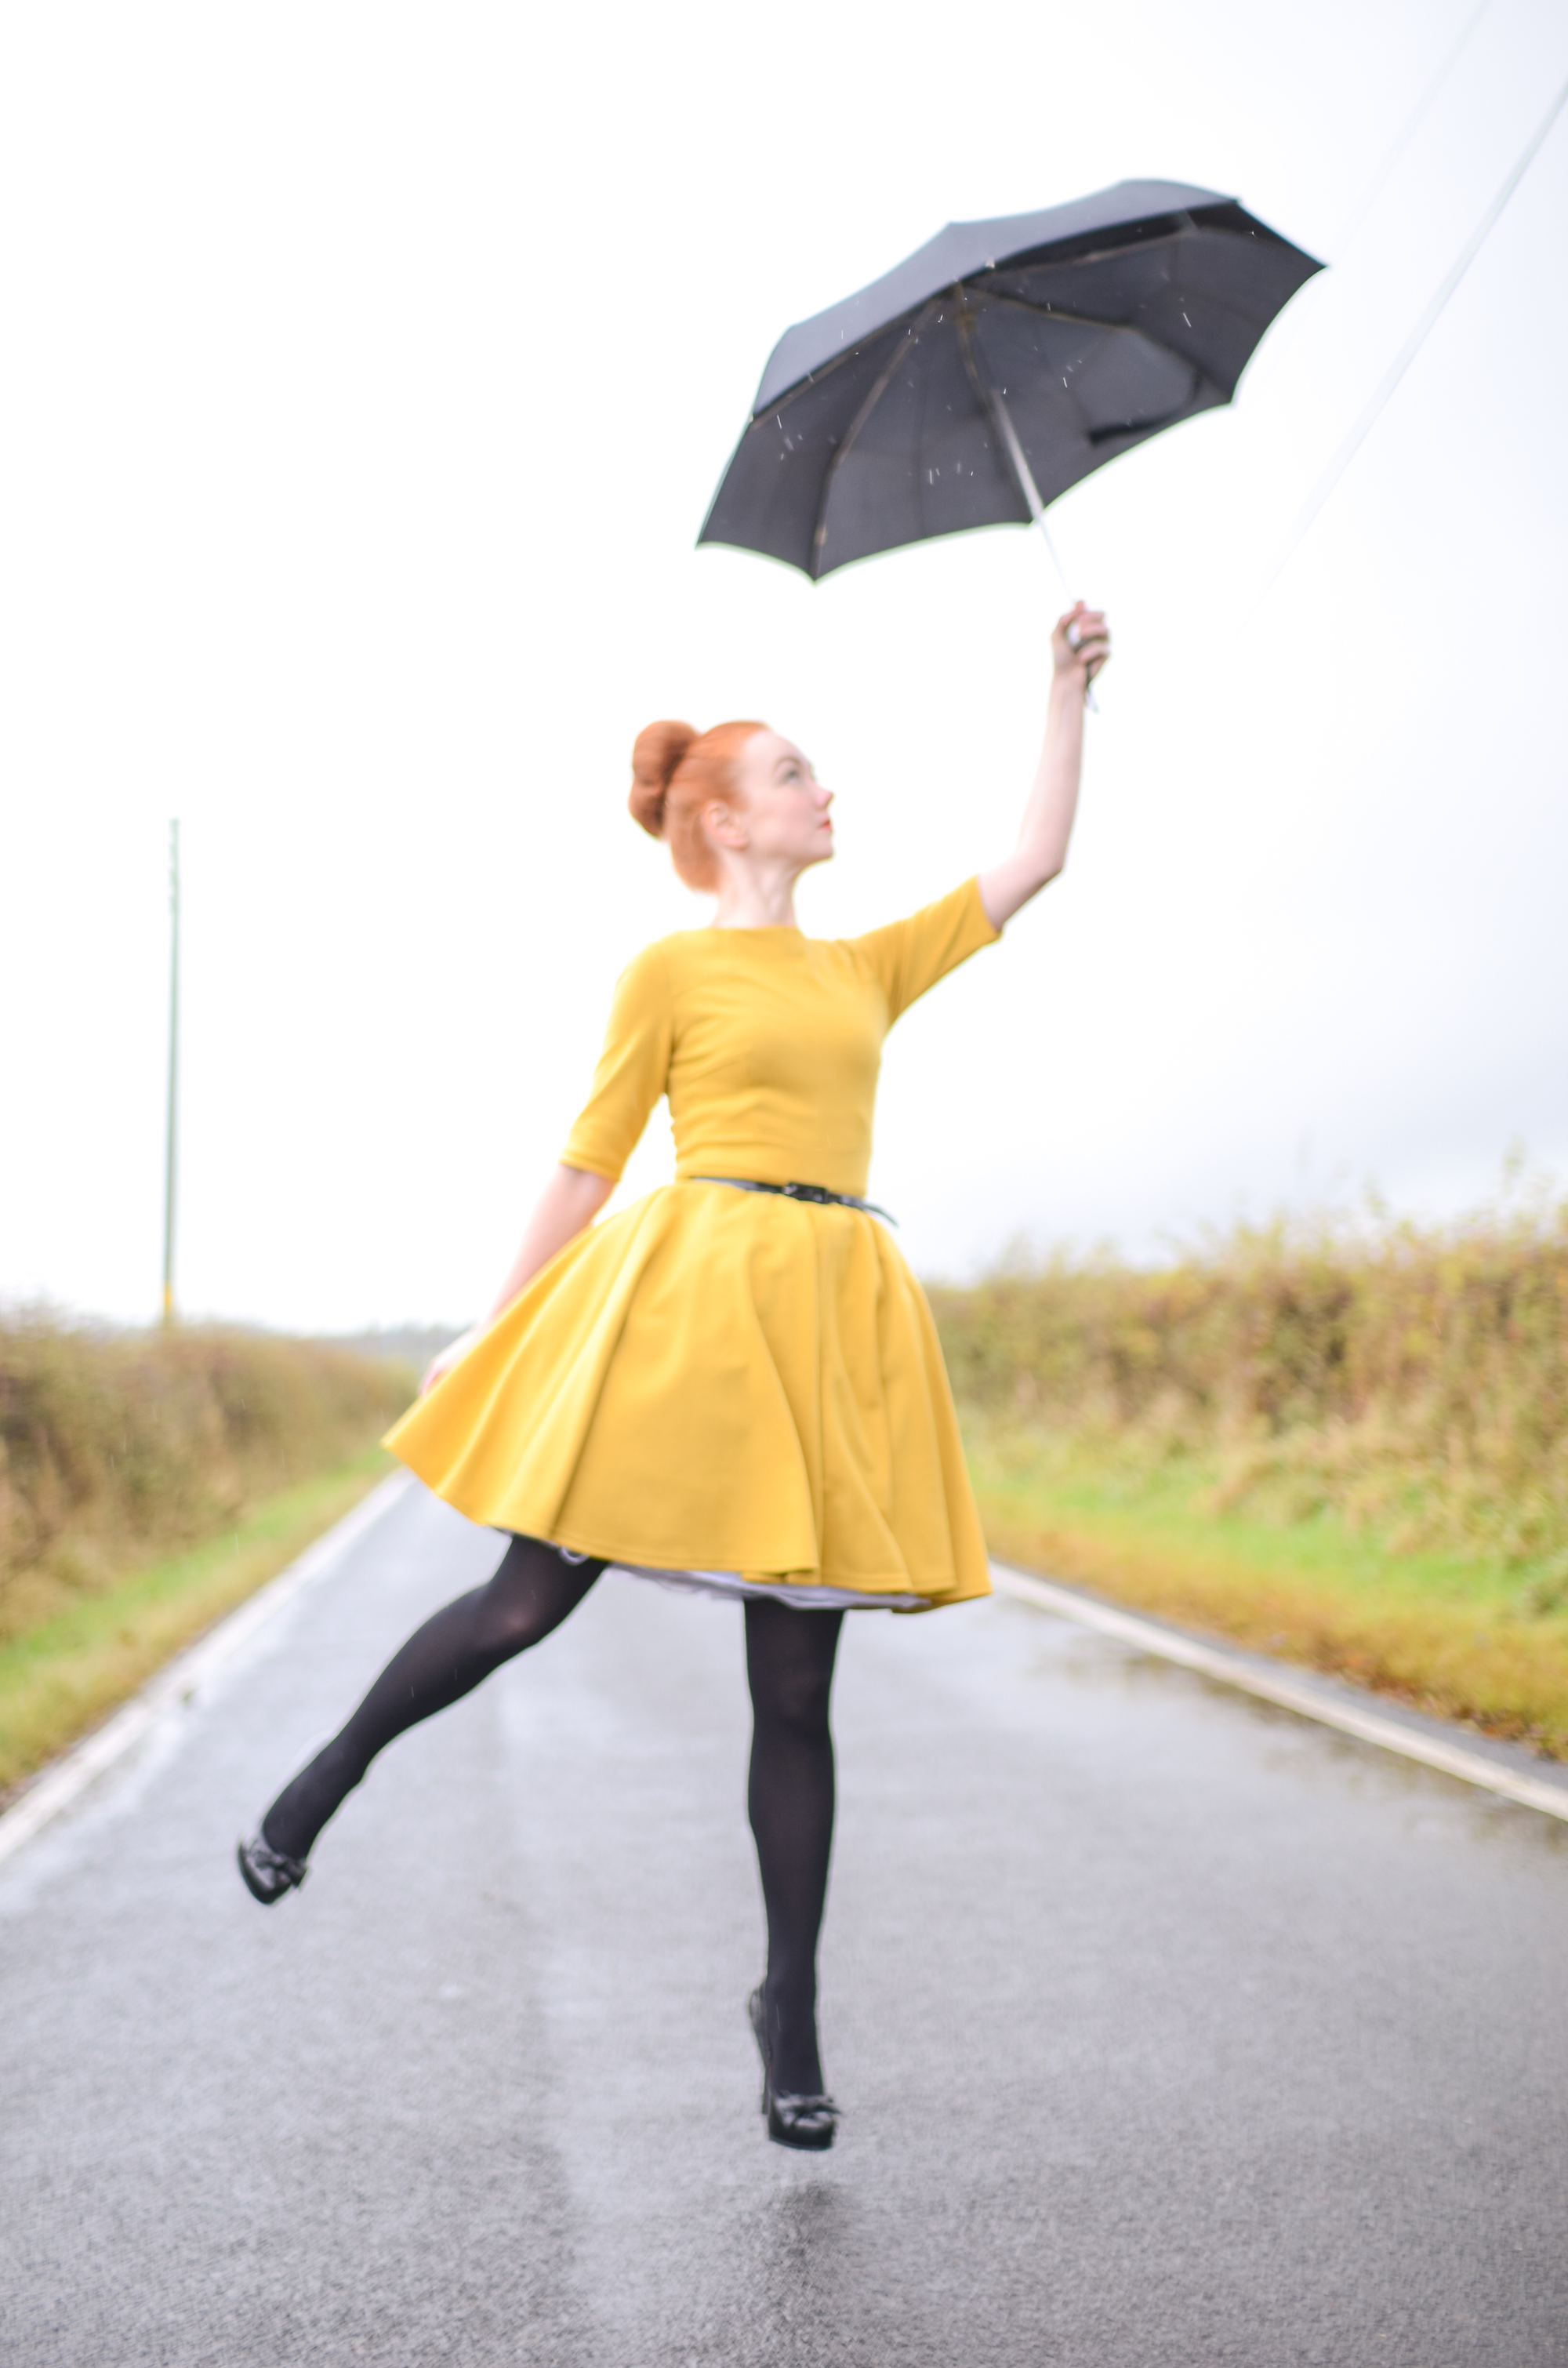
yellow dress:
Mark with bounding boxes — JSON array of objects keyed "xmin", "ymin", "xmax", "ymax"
[{"xmin": 385, "ymin": 877, "xmax": 1000, "ymax": 1611}]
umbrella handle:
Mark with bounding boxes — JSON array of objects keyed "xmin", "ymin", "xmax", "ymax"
[
  {"xmin": 1036, "ymin": 519, "xmax": 1097, "ymax": 714},
  {"xmin": 996, "ymin": 394, "xmax": 1098, "ymax": 711},
  {"xmin": 956, "ymin": 320, "xmax": 1101, "ymax": 714}
]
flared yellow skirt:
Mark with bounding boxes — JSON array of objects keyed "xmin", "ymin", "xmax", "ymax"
[{"xmin": 383, "ymin": 1181, "xmax": 990, "ymax": 1610}]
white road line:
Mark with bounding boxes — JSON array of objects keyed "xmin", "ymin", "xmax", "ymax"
[
  {"xmin": 991, "ymin": 1561, "xmax": 1568, "ymax": 1825},
  {"xmin": 0, "ymin": 1471, "xmax": 415, "ymax": 1869}
]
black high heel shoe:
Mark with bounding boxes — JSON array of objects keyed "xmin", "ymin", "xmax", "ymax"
[
  {"xmin": 236, "ymin": 1832, "xmax": 308, "ymax": 1904},
  {"xmin": 747, "ymin": 1985, "xmax": 840, "ymax": 2152}
]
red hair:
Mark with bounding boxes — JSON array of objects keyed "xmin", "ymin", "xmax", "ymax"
[{"xmin": 629, "ymin": 720, "xmax": 767, "ymax": 892}]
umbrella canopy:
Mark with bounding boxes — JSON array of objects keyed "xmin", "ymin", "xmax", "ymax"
[{"xmin": 699, "ymin": 180, "xmax": 1322, "ymax": 580}]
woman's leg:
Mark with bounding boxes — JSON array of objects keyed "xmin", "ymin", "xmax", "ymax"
[
  {"xmin": 743, "ymin": 1596, "xmax": 845, "ymax": 2097},
  {"xmin": 258, "ymin": 1536, "xmax": 603, "ymax": 1864}
]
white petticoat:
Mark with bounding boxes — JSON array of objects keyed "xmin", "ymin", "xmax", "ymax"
[{"xmin": 561, "ymin": 1548, "xmax": 920, "ymax": 1611}]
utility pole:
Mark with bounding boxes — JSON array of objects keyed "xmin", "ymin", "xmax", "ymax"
[{"xmin": 162, "ymin": 819, "xmax": 180, "ymax": 1327}]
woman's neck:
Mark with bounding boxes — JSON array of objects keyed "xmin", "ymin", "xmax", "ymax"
[{"xmin": 710, "ymin": 869, "xmax": 800, "ymax": 930}]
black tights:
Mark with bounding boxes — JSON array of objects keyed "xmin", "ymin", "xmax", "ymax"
[
  {"xmin": 260, "ymin": 1540, "xmax": 844, "ymax": 2095},
  {"xmin": 742, "ymin": 1595, "xmax": 841, "ymax": 2094},
  {"xmin": 262, "ymin": 1535, "xmax": 601, "ymax": 1864}
]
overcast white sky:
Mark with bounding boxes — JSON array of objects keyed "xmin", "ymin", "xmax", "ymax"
[{"xmin": 2, "ymin": 0, "xmax": 1566, "ymax": 1332}]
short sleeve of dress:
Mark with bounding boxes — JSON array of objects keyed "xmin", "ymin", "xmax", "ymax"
[
  {"xmin": 560, "ymin": 941, "xmax": 675, "ymax": 1183},
  {"xmin": 844, "ymin": 877, "xmax": 1001, "ymax": 1025}
]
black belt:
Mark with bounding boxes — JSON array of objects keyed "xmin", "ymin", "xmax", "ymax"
[{"xmin": 691, "ymin": 1176, "xmax": 896, "ymax": 1226}]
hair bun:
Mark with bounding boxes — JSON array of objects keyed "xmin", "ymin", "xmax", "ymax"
[{"xmin": 629, "ymin": 721, "xmax": 698, "ymax": 839}]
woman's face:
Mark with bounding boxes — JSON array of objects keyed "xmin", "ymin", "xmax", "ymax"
[{"xmin": 719, "ymin": 730, "xmax": 834, "ymax": 873}]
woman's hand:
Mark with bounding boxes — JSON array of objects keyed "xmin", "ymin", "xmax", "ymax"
[
  {"xmin": 1052, "ymin": 600, "xmax": 1111, "ymax": 692},
  {"xmin": 421, "ymin": 1327, "xmax": 481, "ymax": 1396}
]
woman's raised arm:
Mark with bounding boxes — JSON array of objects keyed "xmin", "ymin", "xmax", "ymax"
[
  {"xmin": 977, "ymin": 602, "xmax": 1110, "ymax": 930},
  {"xmin": 420, "ymin": 1163, "xmax": 614, "ymax": 1393}
]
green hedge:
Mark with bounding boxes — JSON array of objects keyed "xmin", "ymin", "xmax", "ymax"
[
  {"xmin": 0, "ymin": 1314, "xmax": 412, "ymax": 1636},
  {"xmin": 928, "ymin": 1199, "xmax": 1568, "ymax": 1599}
]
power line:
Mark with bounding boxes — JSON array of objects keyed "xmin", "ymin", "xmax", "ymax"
[
  {"xmin": 1270, "ymin": 70, "xmax": 1568, "ymax": 591},
  {"xmin": 1332, "ymin": 0, "xmax": 1495, "ymax": 254}
]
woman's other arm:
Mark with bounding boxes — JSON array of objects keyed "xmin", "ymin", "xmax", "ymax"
[
  {"xmin": 419, "ymin": 942, "xmax": 673, "ymax": 1393},
  {"xmin": 420, "ymin": 1163, "xmax": 613, "ymax": 1392},
  {"xmin": 978, "ymin": 601, "xmax": 1110, "ymax": 929}
]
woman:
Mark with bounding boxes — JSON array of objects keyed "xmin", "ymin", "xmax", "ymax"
[{"xmin": 239, "ymin": 601, "xmax": 1111, "ymax": 2151}]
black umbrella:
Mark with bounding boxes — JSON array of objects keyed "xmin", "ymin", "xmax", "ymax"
[{"xmin": 699, "ymin": 180, "xmax": 1321, "ymax": 583}]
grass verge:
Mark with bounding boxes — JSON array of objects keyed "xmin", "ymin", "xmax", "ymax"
[
  {"xmin": 966, "ymin": 1421, "xmax": 1568, "ymax": 1760},
  {"xmin": 0, "ymin": 1450, "xmax": 393, "ymax": 1803}
]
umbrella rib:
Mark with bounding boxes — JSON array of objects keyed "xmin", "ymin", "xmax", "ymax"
[
  {"xmin": 760, "ymin": 228, "xmax": 1240, "ymax": 423},
  {"xmin": 973, "ymin": 289, "xmax": 1163, "ymax": 334},
  {"xmin": 761, "ymin": 216, "xmax": 1281, "ymax": 422},
  {"xmin": 760, "ymin": 336, "xmax": 883, "ymax": 423},
  {"xmin": 807, "ymin": 302, "xmax": 941, "ymax": 573},
  {"xmin": 764, "ymin": 288, "xmax": 1203, "ymax": 420},
  {"xmin": 971, "ymin": 285, "xmax": 1226, "ymax": 405},
  {"xmin": 760, "ymin": 227, "xmax": 1195, "ymax": 419}
]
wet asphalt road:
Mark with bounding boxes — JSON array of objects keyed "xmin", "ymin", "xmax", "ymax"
[{"xmin": 2, "ymin": 1480, "xmax": 1566, "ymax": 2367}]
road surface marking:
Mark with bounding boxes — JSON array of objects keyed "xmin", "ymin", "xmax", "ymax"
[
  {"xmin": 0, "ymin": 1472, "xmax": 414, "ymax": 1869},
  {"xmin": 992, "ymin": 1560, "xmax": 1568, "ymax": 1825}
]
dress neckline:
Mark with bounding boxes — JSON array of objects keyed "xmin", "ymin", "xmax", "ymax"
[{"xmin": 700, "ymin": 924, "xmax": 804, "ymax": 939}]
